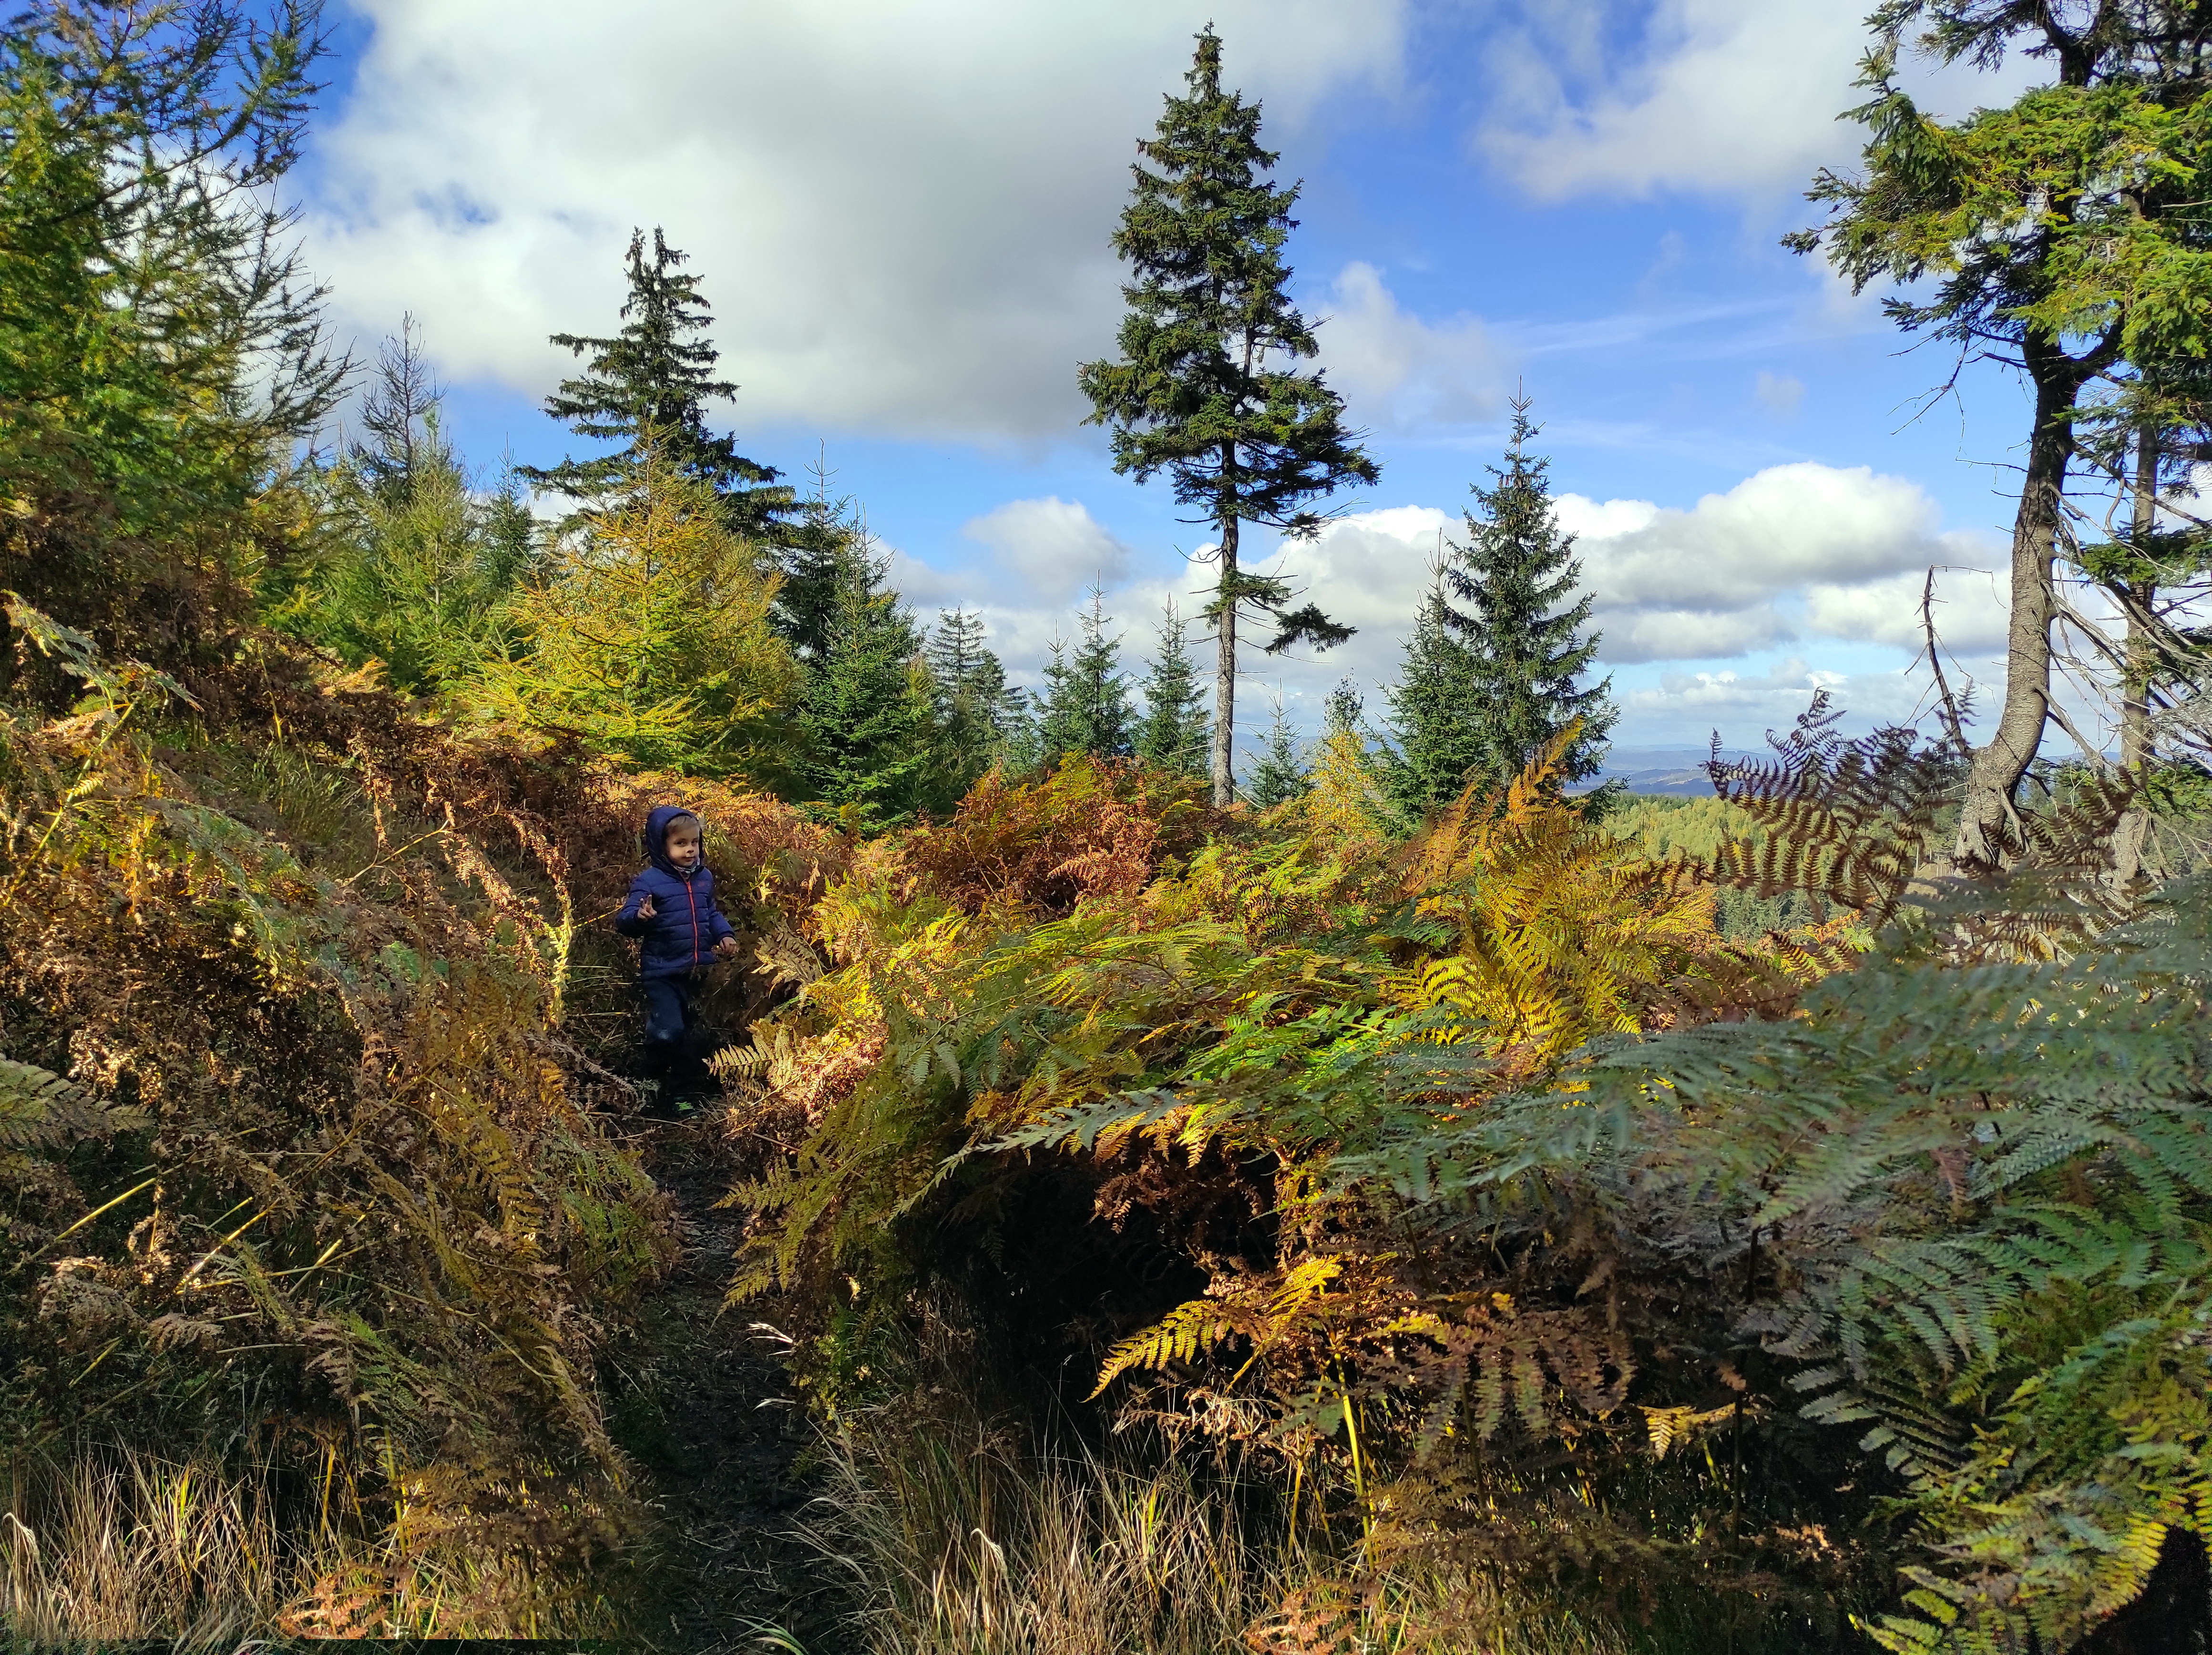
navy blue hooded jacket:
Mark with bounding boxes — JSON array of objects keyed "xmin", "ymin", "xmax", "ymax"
[{"xmin": 613, "ymin": 805, "xmax": 737, "ymax": 979}]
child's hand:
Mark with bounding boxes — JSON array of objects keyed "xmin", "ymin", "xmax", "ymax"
[
  {"xmin": 714, "ymin": 935, "xmax": 740, "ymax": 961},
  {"xmin": 637, "ymin": 895, "xmax": 657, "ymax": 919}
]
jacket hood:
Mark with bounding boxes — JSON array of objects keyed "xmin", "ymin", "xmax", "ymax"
[{"xmin": 643, "ymin": 804, "xmax": 701, "ymax": 878}]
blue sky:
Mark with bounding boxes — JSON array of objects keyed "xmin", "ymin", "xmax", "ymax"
[{"xmin": 294, "ymin": 0, "xmax": 2070, "ymax": 763}]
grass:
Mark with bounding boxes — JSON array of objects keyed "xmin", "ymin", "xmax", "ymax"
[
  {"xmin": 0, "ymin": 1442, "xmax": 609, "ymax": 1646},
  {"xmin": 1, "ymin": 1449, "xmax": 306, "ymax": 1648},
  {"xmin": 788, "ymin": 1418, "xmax": 1643, "ymax": 1655}
]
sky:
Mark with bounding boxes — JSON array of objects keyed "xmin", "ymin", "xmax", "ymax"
[{"xmin": 293, "ymin": 0, "xmax": 2075, "ymax": 766}]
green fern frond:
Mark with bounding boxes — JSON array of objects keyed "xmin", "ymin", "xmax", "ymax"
[{"xmin": 0, "ymin": 1056, "xmax": 147, "ymax": 1147}]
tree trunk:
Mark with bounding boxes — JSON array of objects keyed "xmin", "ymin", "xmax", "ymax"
[
  {"xmin": 1211, "ymin": 510, "xmax": 1239, "ymax": 808},
  {"xmin": 1951, "ymin": 351, "xmax": 2081, "ymax": 868},
  {"xmin": 2113, "ymin": 423, "xmax": 2157, "ymax": 888}
]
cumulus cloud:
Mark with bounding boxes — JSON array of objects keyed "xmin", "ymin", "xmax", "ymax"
[
  {"xmin": 963, "ymin": 497, "xmax": 1135, "ymax": 603},
  {"xmin": 1605, "ymin": 654, "xmax": 2002, "ymax": 750},
  {"xmin": 1556, "ymin": 462, "xmax": 2002, "ymax": 662},
  {"xmin": 1311, "ymin": 263, "xmax": 1504, "ymax": 430},
  {"xmin": 1804, "ymin": 567, "xmax": 2008, "ymax": 654},
  {"xmin": 1475, "ymin": 0, "xmax": 1867, "ymax": 201},
  {"xmin": 304, "ymin": 0, "xmax": 1408, "ymax": 440},
  {"xmin": 1194, "ymin": 464, "xmax": 2006, "ymax": 717},
  {"xmin": 1473, "ymin": 0, "xmax": 2044, "ymax": 204},
  {"xmin": 901, "ymin": 466, "xmax": 2008, "ymax": 748}
]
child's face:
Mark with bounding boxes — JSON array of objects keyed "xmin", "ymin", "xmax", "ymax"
[{"xmin": 664, "ymin": 821, "xmax": 702, "ymax": 872}]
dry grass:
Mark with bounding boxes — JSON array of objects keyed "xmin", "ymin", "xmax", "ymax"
[
  {"xmin": 2, "ymin": 1451, "xmax": 289, "ymax": 1649},
  {"xmin": 798, "ymin": 1422, "xmax": 1639, "ymax": 1655},
  {"xmin": 0, "ymin": 1444, "xmax": 613, "ymax": 1646}
]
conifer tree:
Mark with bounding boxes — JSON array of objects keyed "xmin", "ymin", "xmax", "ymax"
[
  {"xmin": 2, "ymin": 0, "xmax": 345, "ymax": 659},
  {"xmin": 283, "ymin": 324, "xmax": 525, "ymax": 695},
  {"xmin": 352, "ymin": 314, "xmax": 439, "ymax": 504},
  {"xmin": 1079, "ymin": 28, "xmax": 1376, "ymax": 807},
  {"xmin": 522, "ymin": 228, "xmax": 794, "ymax": 537},
  {"xmin": 1242, "ymin": 692, "xmax": 1310, "ymax": 807},
  {"xmin": 476, "ymin": 456, "xmax": 797, "ymax": 778},
  {"xmin": 927, "ymin": 606, "xmax": 1021, "ymax": 800},
  {"xmin": 925, "ymin": 607, "xmax": 995, "ymax": 708},
  {"xmin": 1135, "ymin": 599, "xmax": 1211, "ymax": 777},
  {"xmin": 481, "ymin": 455, "xmax": 540, "ymax": 593},
  {"xmin": 795, "ymin": 532, "xmax": 938, "ymax": 827},
  {"xmin": 1309, "ymin": 679, "xmax": 1395, "ymax": 840},
  {"xmin": 1034, "ymin": 589, "xmax": 1135, "ymax": 763},
  {"xmin": 1385, "ymin": 561, "xmax": 1485, "ymax": 816},
  {"xmin": 1447, "ymin": 396, "xmax": 1613, "ymax": 791},
  {"xmin": 1789, "ymin": 4, "xmax": 2212, "ymax": 865}
]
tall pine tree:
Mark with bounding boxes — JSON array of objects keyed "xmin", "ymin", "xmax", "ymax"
[
  {"xmin": 522, "ymin": 228, "xmax": 794, "ymax": 537},
  {"xmin": 1079, "ymin": 28, "xmax": 1375, "ymax": 807},
  {"xmin": 1135, "ymin": 599, "xmax": 1211, "ymax": 777},
  {"xmin": 1442, "ymin": 394, "xmax": 1613, "ymax": 793},
  {"xmin": 794, "ymin": 528, "xmax": 938, "ymax": 827},
  {"xmin": 1035, "ymin": 590, "xmax": 1135, "ymax": 764}
]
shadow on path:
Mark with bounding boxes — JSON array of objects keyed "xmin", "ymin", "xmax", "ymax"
[{"xmin": 609, "ymin": 1112, "xmax": 841, "ymax": 1652}]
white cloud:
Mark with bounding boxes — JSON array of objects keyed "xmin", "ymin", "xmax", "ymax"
[
  {"xmin": 1804, "ymin": 567, "xmax": 2008, "ymax": 654},
  {"xmin": 1475, "ymin": 0, "xmax": 1868, "ymax": 202},
  {"xmin": 1553, "ymin": 462, "xmax": 2001, "ymax": 661},
  {"xmin": 1225, "ymin": 463, "xmax": 2002, "ymax": 695},
  {"xmin": 1602, "ymin": 651, "xmax": 2030, "ymax": 751},
  {"xmin": 1603, "ymin": 606, "xmax": 1794, "ymax": 661},
  {"xmin": 903, "ymin": 467, "xmax": 2007, "ymax": 747},
  {"xmin": 304, "ymin": 0, "xmax": 1408, "ymax": 441},
  {"xmin": 1473, "ymin": 0, "xmax": 2045, "ymax": 204},
  {"xmin": 1311, "ymin": 263, "xmax": 1504, "ymax": 430},
  {"xmin": 963, "ymin": 497, "xmax": 1135, "ymax": 603}
]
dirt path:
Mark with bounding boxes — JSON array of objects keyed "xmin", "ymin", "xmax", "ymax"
[{"xmin": 608, "ymin": 1114, "xmax": 842, "ymax": 1651}]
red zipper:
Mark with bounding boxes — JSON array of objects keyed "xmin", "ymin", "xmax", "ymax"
[{"xmin": 685, "ymin": 879, "xmax": 701, "ymax": 964}]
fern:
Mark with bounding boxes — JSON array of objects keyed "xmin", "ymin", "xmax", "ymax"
[
  {"xmin": 731, "ymin": 698, "xmax": 2207, "ymax": 1647},
  {"xmin": 0, "ymin": 1056, "xmax": 146, "ymax": 1148}
]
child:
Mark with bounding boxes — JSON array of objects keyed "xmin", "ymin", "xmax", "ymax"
[{"xmin": 614, "ymin": 805, "xmax": 741, "ymax": 1093}]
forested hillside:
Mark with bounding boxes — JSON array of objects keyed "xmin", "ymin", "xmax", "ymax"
[{"xmin": 5, "ymin": 5, "xmax": 2212, "ymax": 1654}]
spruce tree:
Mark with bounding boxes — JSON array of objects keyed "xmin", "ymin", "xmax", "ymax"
[
  {"xmin": 481, "ymin": 454, "xmax": 540, "ymax": 593},
  {"xmin": 0, "ymin": 1, "xmax": 344, "ymax": 657},
  {"xmin": 926, "ymin": 606, "xmax": 1020, "ymax": 801},
  {"xmin": 287, "ymin": 323, "xmax": 525, "ymax": 695},
  {"xmin": 522, "ymin": 228, "xmax": 794, "ymax": 537},
  {"xmin": 1789, "ymin": 3, "xmax": 2212, "ymax": 865},
  {"xmin": 1079, "ymin": 28, "xmax": 1376, "ymax": 808},
  {"xmin": 772, "ymin": 457, "xmax": 872, "ymax": 661},
  {"xmin": 1242, "ymin": 693, "xmax": 1310, "ymax": 807},
  {"xmin": 352, "ymin": 314, "xmax": 439, "ymax": 504},
  {"xmin": 1135, "ymin": 599, "xmax": 1211, "ymax": 777},
  {"xmin": 1384, "ymin": 561, "xmax": 1485, "ymax": 816},
  {"xmin": 925, "ymin": 607, "xmax": 995, "ymax": 706},
  {"xmin": 795, "ymin": 533, "xmax": 937, "ymax": 827},
  {"xmin": 1034, "ymin": 590, "xmax": 1135, "ymax": 763},
  {"xmin": 1446, "ymin": 395, "xmax": 1614, "ymax": 790}
]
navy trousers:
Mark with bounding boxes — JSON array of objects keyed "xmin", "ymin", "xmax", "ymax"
[{"xmin": 640, "ymin": 974, "xmax": 693, "ymax": 1051}]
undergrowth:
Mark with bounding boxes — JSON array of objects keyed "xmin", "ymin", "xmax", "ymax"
[
  {"xmin": 0, "ymin": 599, "xmax": 835, "ymax": 1639},
  {"xmin": 724, "ymin": 708, "xmax": 2207, "ymax": 1654}
]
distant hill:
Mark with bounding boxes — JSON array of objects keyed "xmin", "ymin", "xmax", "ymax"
[{"xmin": 1576, "ymin": 746, "xmax": 1762, "ymax": 797}]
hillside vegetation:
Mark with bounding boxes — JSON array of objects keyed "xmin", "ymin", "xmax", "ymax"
[{"xmin": 4, "ymin": 6, "xmax": 2211, "ymax": 1653}]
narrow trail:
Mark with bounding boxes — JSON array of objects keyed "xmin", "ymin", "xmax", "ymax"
[{"xmin": 610, "ymin": 1114, "xmax": 838, "ymax": 1651}]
